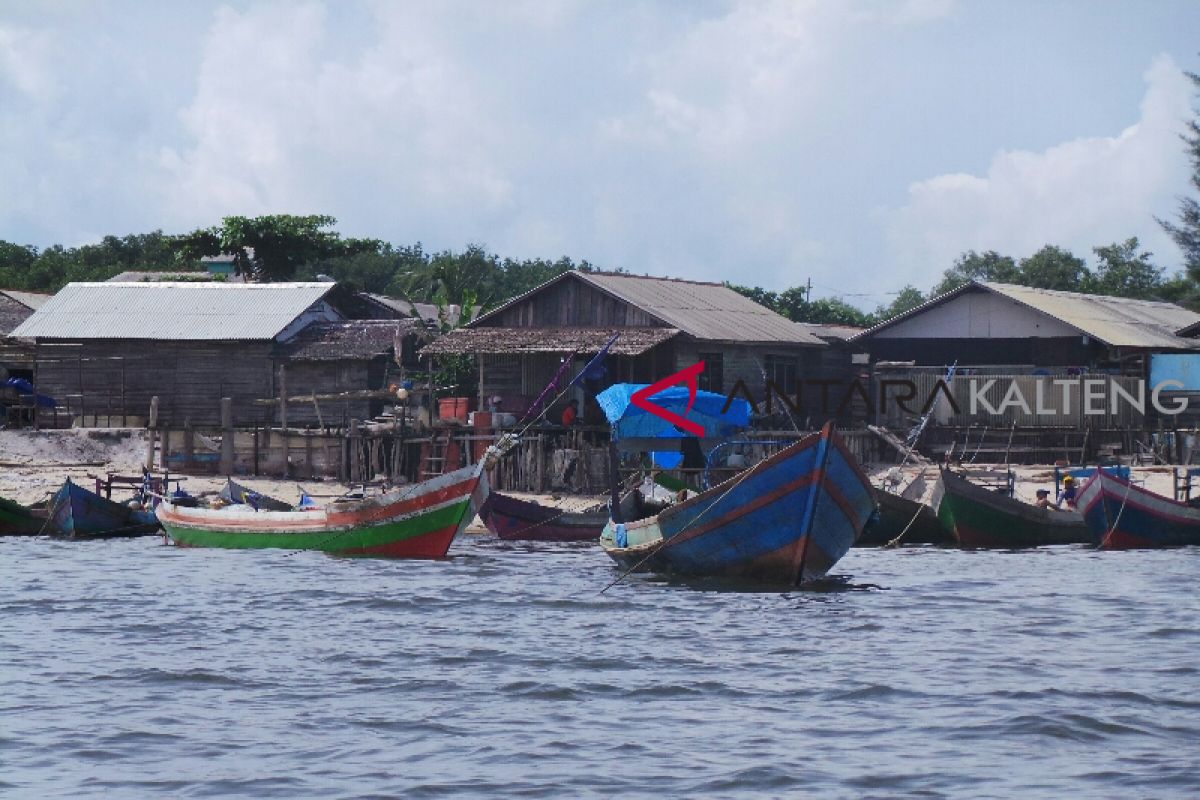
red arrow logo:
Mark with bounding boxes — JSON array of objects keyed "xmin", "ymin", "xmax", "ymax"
[{"xmin": 630, "ymin": 361, "xmax": 706, "ymax": 437}]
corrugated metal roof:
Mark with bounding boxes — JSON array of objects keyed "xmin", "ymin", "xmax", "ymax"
[
  {"xmin": 795, "ymin": 322, "xmax": 863, "ymax": 341},
  {"xmin": 853, "ymin": 280, "xmax": 1200, "ymax": 350},
  {"xmin": 576, "ymin": 272, "xmax": 824, "ymax": 345},
  {"xmin": 11, "ymin": 282, "xmax": 337, "ymax": 341},
  {"xmin": 0, "ymin": 290, "xmax": 51, "ymax": 310},
  {"xmin": 984, "ymin": 282, "xmax": 1200, "ymax": 349},
  {"xmin": 422, "ymin": 326, "xmax": 679, "ymax": 356},
  {"xmin": 365, "ymin": 294, "xmax": 477, "ymax": 327}
]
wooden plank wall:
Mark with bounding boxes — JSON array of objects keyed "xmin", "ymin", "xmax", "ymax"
[
  {"xmin": 34, "ymin": 340, "xmax": 274, "ymax": 428},
  {"xmin": 278, "ymin": 360, "xmax": 372, "ymax": 428}
]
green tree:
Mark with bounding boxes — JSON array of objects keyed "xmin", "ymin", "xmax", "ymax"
[
  {"xmin": 873, "ymin": 285, "xmax": 925, "ymax": 322},
  {"xmin": 1159, "ymin": 67, "xmax": 1200, "ymax": 279},
  {"xmin": 1018, "ymin": 245, "xmax": 1088, "ymax": 290},
  {"xmin": 799, "ymin": 297, "xmax": 873, "ymax": 327},
  {"xmin": 726, "ymin": 283, "xmax": 781, "ymax": 313},
  {"xmin": 1087, "ymin": 238, "xmax": 1164, "ymax": 298},
  {"xmin": 173, "ymin": 215, "xmax": 380, "ymax": 282},
  {"xmin": 932, "ymin": 250, "xmax": 1019, "ymax": 295}
]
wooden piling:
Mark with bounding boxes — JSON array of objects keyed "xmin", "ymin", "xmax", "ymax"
[
  {"xmin": 144, "ymin": 396, "xmax": 159, "ymax": 470},
  {"xmin": 220, "ymin": 397, "xmax": 234, "ymax": 475},
  {"xmin": 278, "ymin": 365, "xmax": 288, "ymax": 430}
]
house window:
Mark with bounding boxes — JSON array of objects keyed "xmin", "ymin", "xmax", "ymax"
[
  {"xmin": 698, "ymin": 353, "xmax": 723, "ymax": 393},
  {"xmin": 764, "ymin": 354, "xmax": 799, "ymax": 393}
]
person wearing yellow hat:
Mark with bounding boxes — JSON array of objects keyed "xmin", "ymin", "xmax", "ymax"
[{"xmin": 1057, "ymin": 474, "xmax": 1078, "ymax": 509}]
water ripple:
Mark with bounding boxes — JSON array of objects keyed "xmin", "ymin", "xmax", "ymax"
[{"xmin": 2, "ymin": 538, "xmax": 1199, "ymax": 797}]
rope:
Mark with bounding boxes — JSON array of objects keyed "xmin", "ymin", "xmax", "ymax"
[
  {"xmin": 1100, "ymin": 473, "xmax": 1134, "ymax": 548},
  {"xmin": 598, "ymin": 457, "xmax": 761, "ymax": 594},
  {"xmin": 883, "ymin": 466, "xmax": 931, "ymax": 549}
]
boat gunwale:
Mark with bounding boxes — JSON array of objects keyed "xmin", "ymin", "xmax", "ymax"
[
  {"xmin": 158, "ymin": 463, "xmax": 483, "ymax": 532},
  {"xmin": 939, "ymin": 467, "xmax": 1084, "ymax": 529}
]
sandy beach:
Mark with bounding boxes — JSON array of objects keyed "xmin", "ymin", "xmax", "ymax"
[{"xmin": 1, "ymin": 428, "xmax": 1188, "ymax": 518}]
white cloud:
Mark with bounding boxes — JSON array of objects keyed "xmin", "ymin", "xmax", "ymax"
[{"xmin": 883, "ymin": 54, "xmax": 1195, "ymax": 286}]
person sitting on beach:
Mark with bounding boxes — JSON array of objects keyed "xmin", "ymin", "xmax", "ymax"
[
  {"xmin": 1035, "ymin": 488, "xmax": 1055, "ymax": 509},
  {"xmin": 1057, "ymin": 475, "xmax": 1078, "ymax": 509}
]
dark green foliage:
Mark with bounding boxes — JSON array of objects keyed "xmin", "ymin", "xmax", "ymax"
[
  {"xmin": 1087, "ymin": 238, "xmax": 1164, "ymax": 299},
  {"xmin": 727, "ymin": 283, "xmax": 873, "ymax": 327},
  {"xmin": 173, "ymin": 214, "xmax": 381, "ymax": 283},
  {"xmin": 1018, "ymin": 245, "xmax": 1088, "ymax": 290},
  {"xmin": 0, "ymin": 232, "xmax": 180, "ymax": 292},
  {"xmin": 932, "ymin": 250, "xmax": 1020, "ymax": 296},
  {"xmin": 1158, "ymin": 68, "xmax": 1200, "ymax": 279},
  {"xmin": 873, "ymin": 285, "xmax": 926, "ymax": 321},
  {"xmin": 302, "ymin": 242, "xmax": 598, "ymax": 312}
]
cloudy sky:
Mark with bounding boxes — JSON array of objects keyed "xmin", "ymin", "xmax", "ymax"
[{"xmin": 2, "ymin": 1, "xmax": 1198, "ymax": 308}]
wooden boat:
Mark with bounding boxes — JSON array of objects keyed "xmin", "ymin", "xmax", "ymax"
[
  {"xmin": 157, "ymin": 459, "xmax": 491, "ymax": 557},
  {"xmin": 859, "ymin": 485, "xmax": 946, "ymax": 546},
  {"xmin": 478, "ymin": 491, "xmax": 607, "ymax": 542},
  {"xmin": 219, "ymin": 478, "xmax": 294, "ymax": 511},
  {"xmin": 48, "ymin": 478, "xmax": 160, "ymax": 540},
  {"xmin": 1077, "ymin": 469, "xmax": 1200, "ymax": 549},
  {"xmin": 0, "ymin": 494, "xmax": 48, "ymax": 535},
  {"xmin": 599, "ymin": 423, "xmax": 874, "ymax": 585},
  {"xmin": 937, "ymin": 468, "xmax": 1088, "ymax": 548}
]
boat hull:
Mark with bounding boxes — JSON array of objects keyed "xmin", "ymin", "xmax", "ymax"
[
  {"xmin": 49, "ymin": 479, "xmax": 160, "ymax": 540},
  {"xmin": 479, "ymin": 492, "xmax": 607, "ymax": 542},
  {"xmin": 157, "ymin": 463, "xmax": 488, "ymax": 557},
  {"xmin": 858, "ymin": 487, "xmax": 946, "ymax": 546},
  {"xmin": 938, "ymin": 469, "xmax": 1087, "ymax": 548},
  {"xmin": 1078, "ymin": 470, "xmax": 1200, "ymax": 549},
  {"xmin": 601, "ymin": 424, "xmax": 874, "ymax": 585},
  {"xmin": 0, "ymin": 495, "xmax": 46, "ymax": 535}
]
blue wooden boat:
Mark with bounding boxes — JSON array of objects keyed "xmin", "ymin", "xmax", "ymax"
[
  {"xmin": 48, "ymin": 478, "xmax": 160, "ymax": 540},
  {"xmin": 1078, "ymin": 469, "xmax": 1200, "ymax": 549},
  {"xmin": 600, "ymin": 423, "xmax": 875, "ymax": 585}
]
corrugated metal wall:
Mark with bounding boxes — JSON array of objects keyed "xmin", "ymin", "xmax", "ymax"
[{"xmin": 875, "ymin": 369, "xmax": 1147, "ymax": 429}]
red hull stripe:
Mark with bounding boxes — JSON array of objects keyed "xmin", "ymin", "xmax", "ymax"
[
  {"xmin": 158, "ymin": 475, "xmax": 479, "ymax": 532},
  {"xmin": 669, "ymin": 473, "xmax": 817, "ymax": 546},
  {"xmin": 823, "ymin": 476, "xmax": 863, "ymax": 532},
  {"xmin": 339, "ymin": 524, "xmax": 460, "ymax": 558}
]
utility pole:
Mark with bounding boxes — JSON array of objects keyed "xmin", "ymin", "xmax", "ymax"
[{"xmin": 805, "ymin": 277, "xmax": 812, "ymax": 303}]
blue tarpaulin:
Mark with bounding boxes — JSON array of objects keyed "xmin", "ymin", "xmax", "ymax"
[
  {"xmin": 596, "ymin": 383, "xmax": 751, "ymax": 441},
  {"xmin": 4, "ymin": 377, "xmax": 55, "ymax": 408}
]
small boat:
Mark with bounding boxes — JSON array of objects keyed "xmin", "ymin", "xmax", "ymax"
[
  {"xmin": 47, "ymin": 478, "xmax": 160, "ymax": 540},
  {"xmin": 219, "ymin": 478, "xmax": 294, "ymax": 511},
  {"xmin": 0, "ymin": 494, "xmax": 48, "ymax": 535},
  {"xmin": 478, "ymin": 492, "xmax": 607, "ymax": 542},
  {"xmin": 937, "ymin": 468, "xmax": 1088, "ymax": 548},
  {"xmin": 858, "ymin": 470, "xmax": 947, "ymax": 546},
  {"xmin": 600, "ymin": 423, "xmax": 875, "ymax": 585},
  {"xmin": 156, "ymin": 456, "xmax": 493, "ymax": 557},
  {"xmin": 1077, "ymin": 469, "xmax": 1200, "ymax": 549}
]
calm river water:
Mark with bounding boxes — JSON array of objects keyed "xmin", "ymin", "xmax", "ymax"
[{"xmin": 2, "ymin": 535, "xmax": 1198, "ymax": 798}]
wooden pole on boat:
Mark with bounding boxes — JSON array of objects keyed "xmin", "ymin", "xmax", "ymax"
[
  {"xmin": 608, "ymin": 441, "xmax": 623, "ymax": 523},
  {"xmin": 144, "ymin": 396, "xmax": 159, "ymax": 470},
  {"xmin": 220, "ymin": 397, "xmax": 234, "ymax": 475}
]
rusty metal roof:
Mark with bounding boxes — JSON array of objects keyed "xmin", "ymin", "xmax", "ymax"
[
  {"xmin": 278, "ymin": 320, "xmax": 420, "ymax": 361},
  {"xmin": 854, "ymin": 280, "xmax": 1200, "ymax": 350},
  {"xmin": 470, "ymin": 271, "xmax": 824, "ymax": 346},
  {"xmin": 575, "ymin": 272, "xmax": 824, "ymax": 345},
  {"xmin": 421, "ymin": 326, "xmax": 680, "ymax": 356},
  {"xmin": 11, "ymin": 282, "xmax": 338, "ymax": 341}
]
